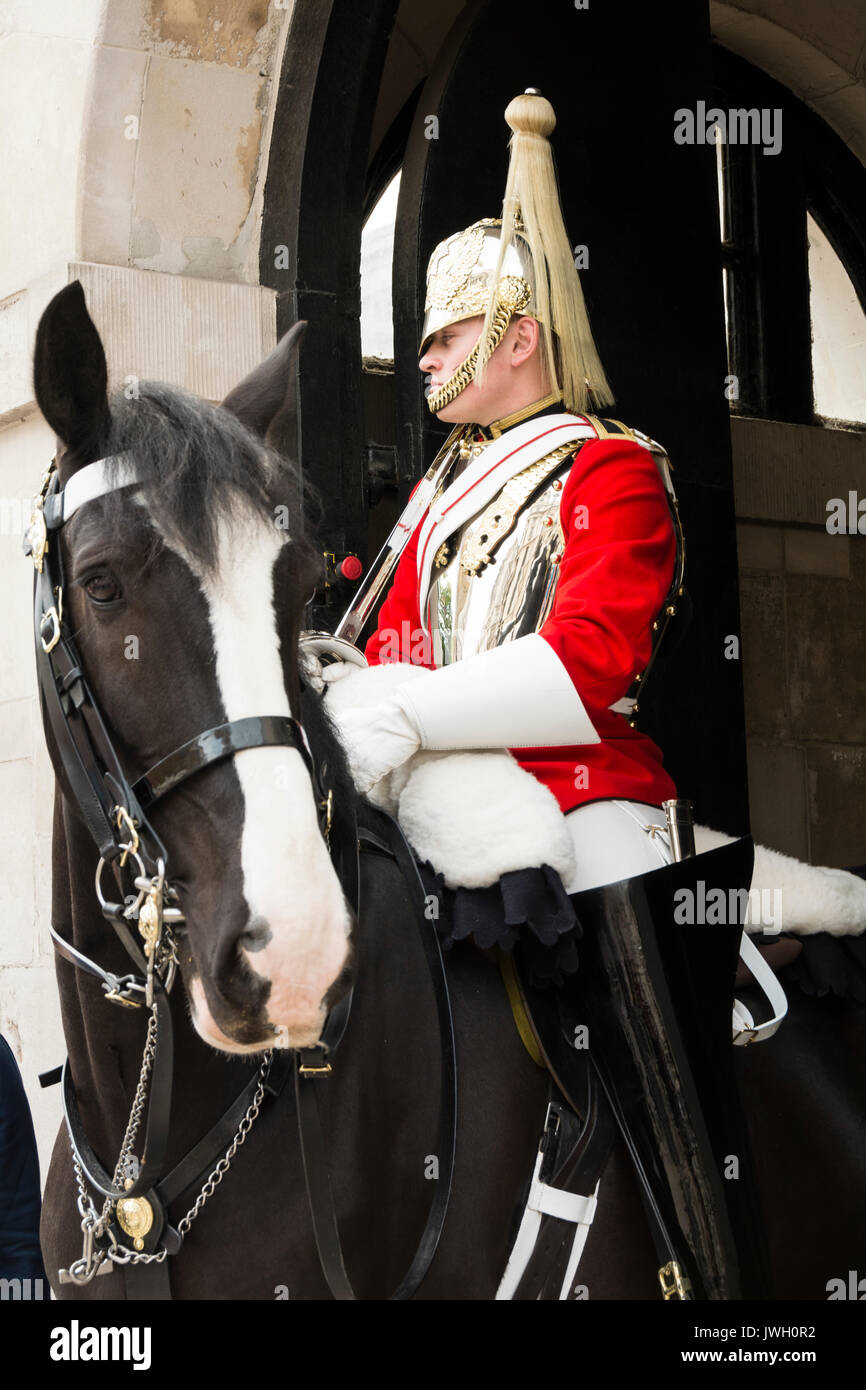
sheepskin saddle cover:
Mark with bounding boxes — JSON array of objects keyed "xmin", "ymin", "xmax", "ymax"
[
  {"xmin": 323, "ymin": 663, "xmax": 866, "ymax": 937},
  {"xmin": 324, "ymin": 662, "xmax": 575, "ymax": 891}
]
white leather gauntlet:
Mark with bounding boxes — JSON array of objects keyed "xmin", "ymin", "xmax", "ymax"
[
  {"xmin": 332, "ymin": 634, "xmax": 599, "ymax": 795},
  {"xmin": 331, "ymin": 701, "xmax": 421, "ymax": 795},
  {"xmin": 395, "ymin": 633, "xmax": 600, "ymax": 751}
]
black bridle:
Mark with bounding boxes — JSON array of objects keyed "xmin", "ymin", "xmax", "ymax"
[
  {"xmin": 30, "ymin": 463, "xmax": 325, "ymax": 878},
  {"xmin": 27, "ymin": 456, "xmax": 456, "ymax": 1299}
]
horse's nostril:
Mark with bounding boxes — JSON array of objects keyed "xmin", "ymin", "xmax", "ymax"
[{"xmin": 238, "ymin": 915, "xmax": 272, "ymax": 953}]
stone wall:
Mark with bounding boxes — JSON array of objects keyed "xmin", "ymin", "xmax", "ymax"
[
  {"xmin": 733, "ymin": 416, "xmax": 866, "ymax": 867},
  {"xmin": 0, "ymin": 0, "xmax": 289, "ymax": 1181}
]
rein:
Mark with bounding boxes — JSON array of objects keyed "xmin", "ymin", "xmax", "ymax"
[{"xmin": 27, "ymin": 457, "xmax": 456, "ymax": 1299}]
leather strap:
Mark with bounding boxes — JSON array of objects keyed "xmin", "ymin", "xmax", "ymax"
[
  {"xmin": 733, "ymin": 932, "xmax": 788, "ymax": 1045},
  {"xmin": 34, "ymin": 563, "xmax": 161, "ymax": 867},
  {"xmin": 497, "ymin": 1079, "xmax": 615, "ymax": 1301},
  {"xmin": 293, "ymin": 805, "xmax": 457, "ymax": 1301},
  {"xmin": 514, "ymin": 950, "xmax": 689, "ymax": 1285},
  {"xmin": 155, "ymin": 1050, "xmax": 295, "ymax": 1211},
  {"xmin": 132, "ymin": 716, "xmax": 314, "ymax": 810},
  {"xmin": 60, "ymin": 979, "xmax": 174, "ymax": 1202},
  {"xmin": 124, "ymin": 1261, "xmax": 172, "ymax": 1300}
]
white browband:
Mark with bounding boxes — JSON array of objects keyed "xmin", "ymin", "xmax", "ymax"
[{"xmin": 54, "ymin": 454, "xmax": 139, "ymax": 524}]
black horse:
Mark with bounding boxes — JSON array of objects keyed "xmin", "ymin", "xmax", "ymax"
[{"xmin": 31, "ymin": 283, "xmax": 865, "ymax": 1300}]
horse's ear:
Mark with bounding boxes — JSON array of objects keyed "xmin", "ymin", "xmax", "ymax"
[
  {"xmin": 220, "ymin": 320, "xmax": 307, "ymax": 440},
  {"xmin": 33, "ymin": 281, "xmax": 111, "ymax": 459}
]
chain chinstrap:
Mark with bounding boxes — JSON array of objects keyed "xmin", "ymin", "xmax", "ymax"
[{"xmin": 426, "ymin": 280, "xmax": 530, "ymax": 414}]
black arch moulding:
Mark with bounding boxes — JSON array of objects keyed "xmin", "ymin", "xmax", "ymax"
[{"xmin": 260, "ymin": 0, "xmax": 401, "ymax": 624}]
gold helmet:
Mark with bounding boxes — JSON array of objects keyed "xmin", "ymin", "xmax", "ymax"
[{"xmin": 421, "ymin": 91, "xmax": 614, "ymax": 417}]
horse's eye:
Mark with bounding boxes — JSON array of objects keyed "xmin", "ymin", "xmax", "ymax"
[{"xmin": 84, "ymin": 572, "xmax": 122, "ymax": 605}]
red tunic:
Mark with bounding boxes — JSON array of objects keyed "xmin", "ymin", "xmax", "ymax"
[{"xmin": 365, "ymin": 433, "xmax": 677, "ymax": 814}]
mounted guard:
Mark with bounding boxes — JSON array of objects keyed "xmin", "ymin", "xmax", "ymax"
[{"xmin": 313, "ymin": 89, "xmax": 775, "ymax": 1299}]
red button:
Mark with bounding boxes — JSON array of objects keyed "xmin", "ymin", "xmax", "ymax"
[{"xmin": 340, "ymin": 555, "xmax": 363, "ymax": 581}]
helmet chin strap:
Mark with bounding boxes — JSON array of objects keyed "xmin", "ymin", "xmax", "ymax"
[{"xmin": 426, "ymin": 278, "xmax": 530, "ymax": 415}]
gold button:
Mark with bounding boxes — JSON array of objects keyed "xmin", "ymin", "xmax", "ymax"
[
  {"xmin": 543, "ymin": 516, "xmax": 554, "ymax": 527},
  {"xmin": 551, "ymin": 552, "xmax": 562, "ymax": 565},
  {"xmin": 552, "ymin": 479, "xmax": 563, "ymax": 491}
]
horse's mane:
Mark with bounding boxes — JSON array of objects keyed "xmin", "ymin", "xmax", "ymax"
[{"xmin": 99, "ymin": 380, "xmax": 321, "ymax": 576}]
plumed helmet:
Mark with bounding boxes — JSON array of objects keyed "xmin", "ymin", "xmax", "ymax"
[{"xmin": 421, "ymin": 91, "xmax": 614, "ymax": 417}]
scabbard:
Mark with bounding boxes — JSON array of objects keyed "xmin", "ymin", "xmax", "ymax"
[{"xmin": 334, "ymin": 426, "xmax": 465, "ymax": 643}]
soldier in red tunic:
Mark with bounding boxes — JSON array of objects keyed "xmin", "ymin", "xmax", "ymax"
[{"xmin": 332, "ymin": 90, "xmax": 685, "ymax": 894}]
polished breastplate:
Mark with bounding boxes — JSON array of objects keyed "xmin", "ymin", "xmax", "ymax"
[{"xmin": 426, "ymin": 446, "xmax": 576, "ymax": 666}]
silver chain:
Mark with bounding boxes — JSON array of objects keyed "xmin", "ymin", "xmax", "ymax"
[
  {"xmin": 65, "ymin": 846, "xmax": 273, "ymax": 1278},
  {"xmin": 99, "ymin": 1003, "xmax": 159, "ymax": 1224},
  {"xmin": 68, "ymin": 1049, "xmax": 273, "ymax": 1271},
  {"xmin": 177, "ymin": 1052, "xmax": 272, "ymax": 1236}
]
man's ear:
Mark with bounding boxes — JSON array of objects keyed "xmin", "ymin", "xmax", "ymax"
[{"xmin": 510, "ymin": 315, "xmax": 541, "ymax": 366}]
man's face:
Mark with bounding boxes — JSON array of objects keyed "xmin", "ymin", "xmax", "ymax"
[{"xmin": 419, "ymin": 315, "xmax": 531, "ymax": 425}]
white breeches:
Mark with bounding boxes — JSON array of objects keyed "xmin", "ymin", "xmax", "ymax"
[{"xmin": 561, "ymin": 799, "xmax": 673, "ymax": 895}]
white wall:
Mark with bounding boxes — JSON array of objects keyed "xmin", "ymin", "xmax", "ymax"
[
  {"xmin": 0, "ymin": 411, "xmax": 65, "ymax": 1179},
  {"xmin": 0, "ymin": 0, "xmax": 290, "ymax": 1184}
]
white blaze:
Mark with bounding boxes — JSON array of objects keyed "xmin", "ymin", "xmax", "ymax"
[{"xmin": 163, "ymin": 502, "xmax": 351, "ymax": 1048}]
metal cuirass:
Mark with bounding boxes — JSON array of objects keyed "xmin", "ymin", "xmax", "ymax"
[{"xmin": 425, "ymin": 444, "xmax": 578, "ymax": 666}]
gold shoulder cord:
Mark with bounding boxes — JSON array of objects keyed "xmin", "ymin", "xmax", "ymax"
[{"xmin": 582, "ymin": 415, "xmax": 637, "ymax": 442}]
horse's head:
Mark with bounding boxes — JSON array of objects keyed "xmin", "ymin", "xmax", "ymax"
[{"xmin": 33, "ymin": 281, "xmax": 354, "ymax": 1053}]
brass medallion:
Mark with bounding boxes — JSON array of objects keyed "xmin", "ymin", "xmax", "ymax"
[{"xmin": 117, "ymin": 1193, "xmax": 154, "ymax": 1252}]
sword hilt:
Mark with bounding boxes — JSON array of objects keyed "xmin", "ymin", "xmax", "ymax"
[{"xmin": 662, "ymin": 798, "xmax": 696, "ymax": 861}]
